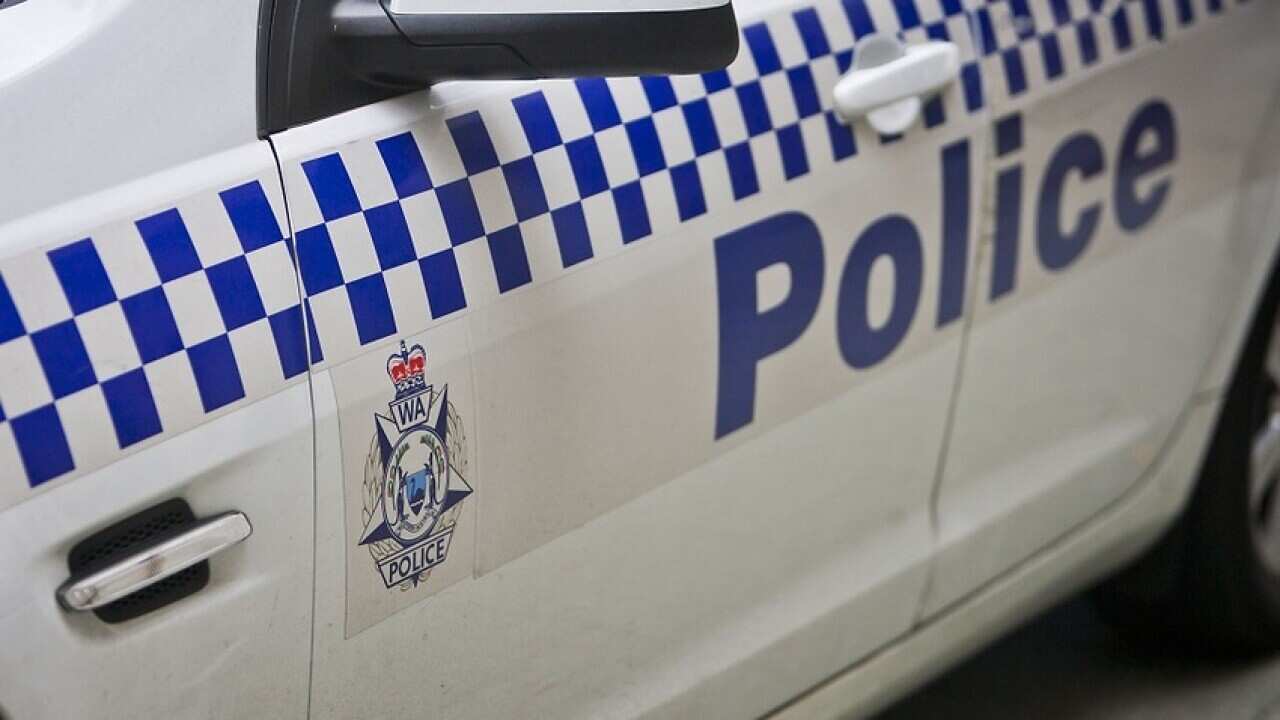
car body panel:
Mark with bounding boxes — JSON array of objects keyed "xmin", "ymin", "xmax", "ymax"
[
  {"xmin": 0, "ymin": 0, "xmax": 261, "ymax": 225},
  {"xmin": 0, "ymin": 140, "xmax": 313, "ymax": 718},
  {"xmin": 773, "ymin": 391, "xmax": 1226, "ymax": 720},
  {"xmin": 272, "ymin": 1, "xmax": 989, "ymax": 716},
  {"xmin": 926, "ymin": 0, "xmax": 1280, "ymax": 617},
  {"xmin": 0, "ymin": 0, "xmax": 1278, "ymax": 717}
]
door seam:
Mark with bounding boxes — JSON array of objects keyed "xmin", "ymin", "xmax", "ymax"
[
  {"xmin": 913, "ymin": 129, "xmax": 996, "ymax": 629},
  {"xmin": 267, "ymin": 134, "xmax": 320, "ymax": 720}
]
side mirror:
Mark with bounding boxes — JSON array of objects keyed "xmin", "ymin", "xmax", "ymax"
[{"xmin": 259, "ymin": 0, "xmax": 740, "ymax": 134}]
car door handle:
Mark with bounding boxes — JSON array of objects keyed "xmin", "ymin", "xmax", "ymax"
[
  {"xmin": 833, "ymin": 37, "xmax": 960, "ymax": 134},
  {"xmin": 57, "ymin": 511, "xmax": 252, "ymax": 612}
]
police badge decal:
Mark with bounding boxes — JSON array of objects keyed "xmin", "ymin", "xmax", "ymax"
[{"xmin": 358, "ymin": 341, "xmax": 472, "ymax": 590}]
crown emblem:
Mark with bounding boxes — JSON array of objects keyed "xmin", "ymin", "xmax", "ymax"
[{"xmin": 386, "ymin": 341, "xmax": 428, "ymax": 400}]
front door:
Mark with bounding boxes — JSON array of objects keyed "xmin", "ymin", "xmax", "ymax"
[{"xmin": 270, "ymin": 1, "xmax": 989, "ymax": 716}]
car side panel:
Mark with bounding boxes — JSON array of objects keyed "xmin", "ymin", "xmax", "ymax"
[
  {"xmin": 925, "ymin": 0, "xmax": 1280, "ymax": 616},
  {"xmin": 0, "ymin": 0, "xmax": 261, "ymax": 224},
  {"xmin": 0, "ymin": 144, "xmax": 313, "ymax": 719},
  {"xmin": 0, "ymin": 0, "xmax": 316, "ymax": 711},
  {"xmin": 274, "ymin": 1, "xmax": 991, "ymax": 717}
]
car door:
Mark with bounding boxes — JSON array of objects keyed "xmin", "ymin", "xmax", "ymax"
[
  {"xmin": 925, "ymin": 0, "xmax": 1280, "ymax": 616},
  {"xmin": 0, "ymin": 2, "xmax": 313, "ymax": 718},
  {"xmin": 267, "ymin": 1, "xmax": 988, "ymax": 717}
]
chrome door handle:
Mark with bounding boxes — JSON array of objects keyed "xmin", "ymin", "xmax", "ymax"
[
  {"xmin": 57, "ymin": 511, "xmax": 252, "ymax": 612},
  {"xmin": 833, "ymin": 35, "xmax": 960, "ymax": 134}
]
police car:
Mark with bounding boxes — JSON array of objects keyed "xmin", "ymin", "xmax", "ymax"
[{"xmin": 1, "ymin": 0, "xmax": 1278, "ymax": 717}]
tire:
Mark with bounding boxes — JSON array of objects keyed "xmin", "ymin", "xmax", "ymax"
[{"xmin": 1093, "ymin": 265, "xmax": 1280, "ymax": 656}]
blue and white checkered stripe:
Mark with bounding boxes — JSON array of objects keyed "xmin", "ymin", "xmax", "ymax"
[
  {"xmin": 0, "ymin": 175, "xmax": 306, "ymax": 495},
  {"xmin": 973, "ymin": 0, "xmax": 1253, "ymax": 104},
  {"xmin": 286, "ymin": 0, "xmax": 1251, "ymax": 369},
  {"xmin": 0, "ymin": 0, "xmax": 1250, "ymax": 503},
  {"xmin": 286, "ymin": 0, "xmax": 987, "ymax": 368}
]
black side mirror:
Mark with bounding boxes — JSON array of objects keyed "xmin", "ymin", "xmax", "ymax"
[{"xmin": 259, "ymin": 0, "xmax": 740, "ymax": 134}]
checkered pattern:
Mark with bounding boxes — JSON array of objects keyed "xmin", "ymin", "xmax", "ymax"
[
  {"xmin": 973, "ymin": 0, "xmax": 1252, "ymax": 103},
  {"xmin": 0, "ymin": 0, "xmax": 1251, "ymax": 502},
  {"xmin": 287, "ymin": 0, "xmax": 988, "ymax": 368},
  {"xmin": 0, "ymin": 177, "xmax": 306, "ymax": 491}
]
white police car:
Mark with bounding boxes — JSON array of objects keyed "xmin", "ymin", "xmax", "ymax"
[{"xmin": 1, "ymin": 0, "xmax": 1278, "ymax": 717}]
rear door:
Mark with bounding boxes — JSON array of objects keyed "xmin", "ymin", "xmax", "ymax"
[
  {"xmin": 926, "ymin": 0, "xmax": 1280, "ymax": 615},
  {"xmin": 0, "ymin": 2, "xmax": 313, "ymax": 718},
  {"xmin": 269, "ymin": 1, "xmax": 989, "ymax": 717}
]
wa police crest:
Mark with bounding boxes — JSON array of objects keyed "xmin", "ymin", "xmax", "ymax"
[{"xmin": 358, "ymin": 341, "xmax": 472, "ymax": 590}]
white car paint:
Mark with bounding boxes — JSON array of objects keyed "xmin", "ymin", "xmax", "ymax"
[
  {"xmin": 0, "ymin": 123, "xmax": 313, "ymax": 717},
  {"xmin": 0, "ymin": 0, "xmax": 1277, "ymax": 719},
  {"xmin": 926, "ymin": 4, "xmax": 1280, "ymax": 617},
  {"xmin": 776, "ymin": 391, "xmax": 1227, "ymax": 719},
  {"xmin": 278, "ymin": 70, "xmax": 985, "ymax": 714},
  {"xmin": 0, "ymin": 0, "xmax": 262, "ymax": 225},
  {"xmin": 0, "ymin": 383, "xmax": 314, "ymax": 719}
]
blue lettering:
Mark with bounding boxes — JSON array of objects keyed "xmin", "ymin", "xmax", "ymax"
[
  {"xmin": 991, "ymin": 114, "xmax": 1024, "ymax": 300},
  {"xmin": 710, "ymin": 98, "xmax": 1178, "ymax": 439},
  {"xmin": 714, "ymin": 212, "xmax": 824, "ymax": 439},
  {"xmin": 393, "ymin": 396, "xmax": 426, "ymax": 427},
  {"xmin": 1037, "ymin": 133, "xmax": 1105, "ymax": 271},
  {"xmin": 937, "ymin": 140, "xmax": 971, "ymax": 327},
  {"xmin": 992, "ymin": 166, "xmax": 1023, "ymax": 299},
  {"xmin": 837, "ymin": 215, "xmax": 923, "ymax": 369},
  {"xmin": 1115, "ymin": 100, "xmax": 1176, "ymax": 232}
]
